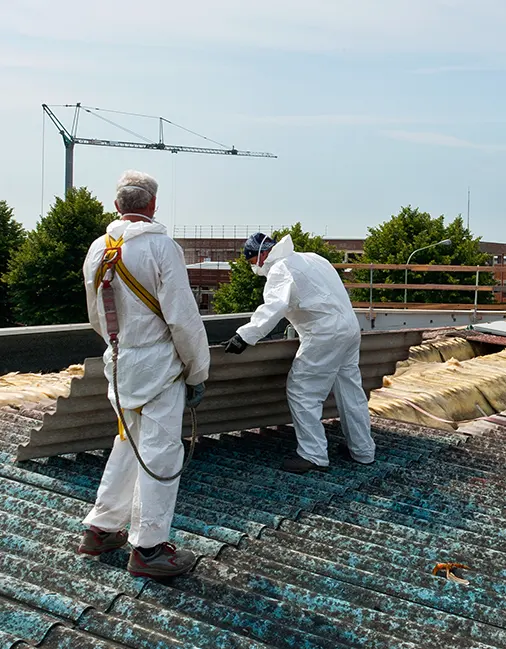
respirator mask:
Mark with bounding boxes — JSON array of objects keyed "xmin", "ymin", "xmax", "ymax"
[{"xmin": 252, "ymin": 235, "xmax": 269, "ymax": 276}]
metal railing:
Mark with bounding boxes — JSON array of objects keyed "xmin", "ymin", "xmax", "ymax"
[{"xmin": 333, "ymin": 263, "xmax": 504, "ymax": 318}]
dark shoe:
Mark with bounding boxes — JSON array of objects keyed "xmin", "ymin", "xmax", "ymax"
[
  {"xmin": 78, "ymin": 527, "xmax": 128, "ymax": 556},
  {"xmin": 336, "ymin": 444, "xmax": 375, "ymax": 465},
  {"xmin": 282, "ymin": 456, "xmax": 329, "ymax": 474},
  {"xmin": 127, "ymin": 542, "xmax": 196, "ymax": 578}
]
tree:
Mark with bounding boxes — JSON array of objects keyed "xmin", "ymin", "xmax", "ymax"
[
  {"xmin": 0, "ymin": 201, "xmax": 26, "ymax": 326},
  {"xmin": 213, "ymin": 222, "xmax": 344, "ymax": 314},
  {"xmin": 350, "ymin": 206, "xmax": 496, "ymax": 304},
  {"xmin": 6, "ymin": 188, "xmax": 116, "ymax": 325},
  {"xmin": 212, "ymin": 255, "xmax": 266, "ymax": 314},
  {"xmin": 273, "ymin": 222, "xmax": 344, "ymax": 264}
]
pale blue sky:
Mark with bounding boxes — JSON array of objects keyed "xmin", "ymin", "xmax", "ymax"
[{"xmin": 2, "ymin": 0, "xmax": 506, "ymax": 240}]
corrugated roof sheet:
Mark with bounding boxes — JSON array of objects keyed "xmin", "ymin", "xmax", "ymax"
[
  {"xmin": 16, "ymin": 332, "xmax": 423, "ymax": 461},
  {"xmin": 1, "ymin": 406, "xmax": 506, "ymax": 648}
]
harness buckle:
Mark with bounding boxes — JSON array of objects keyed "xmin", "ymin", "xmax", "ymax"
[{"xmin": 102, "ymin": 246, "xmax": 122, "ymax": 266}]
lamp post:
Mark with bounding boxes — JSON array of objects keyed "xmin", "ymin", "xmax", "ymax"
[{"xmin": 404, "ymin": 239, "xmax": 452, "ymax": 304}]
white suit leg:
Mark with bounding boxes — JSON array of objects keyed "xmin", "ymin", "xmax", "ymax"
[
  {"xmin": 286, "ymin": 358, "xmax": 334, "ymax": 466},
  {"xmin": 82, "ymin": 409, "xmax": 140, "ymax": 531},
  {"xmin": 128, "ymin": 378, "xmax": 185, "ymax": 548},
  {"xmin": 333, "ymin": 339, "xmax": 375, "ymax": 463}
]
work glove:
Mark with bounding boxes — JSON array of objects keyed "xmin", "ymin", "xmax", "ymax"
[
  {"xmin": 186, "ymin": 382, "xmax": 205, "ymax": 409},
  {"xmin": 223, "ymin": 333, "xmax": 248, "ymax": 354}
]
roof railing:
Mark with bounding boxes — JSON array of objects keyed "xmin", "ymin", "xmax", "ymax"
[{"xmin": 332, "ymin": 263, "xmax": 504, "ymax": 319}]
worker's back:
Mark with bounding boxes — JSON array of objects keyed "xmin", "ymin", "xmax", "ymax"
[
  {"xmin": 265, "ymin": 235, "xmax": 359, "ymax": 340},
  {"xmin": 83, "ymin": 218, "xmax": 209, "ymax": 406},
  {"xmin": 288, "ymin": 251, "xmax": 354, "ymax": 313}
]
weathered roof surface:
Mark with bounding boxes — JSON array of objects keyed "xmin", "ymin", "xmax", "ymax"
[{"xmin": 1, "ymin": 406, "xmax": 506, "ymax": 648}]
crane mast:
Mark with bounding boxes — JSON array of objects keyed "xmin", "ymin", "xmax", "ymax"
[{"xmin": 42, "ymin": 103, "xmax": 276, "ymax": 194}]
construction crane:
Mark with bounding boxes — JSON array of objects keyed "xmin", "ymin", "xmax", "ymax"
[{"xmin": 42, "ymin": 103, "xmax": 277, "ymax": 194}]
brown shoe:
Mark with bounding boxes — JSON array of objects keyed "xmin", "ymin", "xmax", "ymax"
[
  {"xmin": 127, "ymin": 542, "xmax": 196, "ymax": 578},
  {"xmin": 78, "ymin": 527, "xmax": 128, "ymax": 556},
  {"xmin": 282, "ymin": 455, "xmax": 329, "ymax": 474}
]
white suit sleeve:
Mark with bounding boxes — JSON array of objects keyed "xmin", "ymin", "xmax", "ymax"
[
  {"xmin": 157, "ymin": 239, "xmax": 210, "ymax": 385},
  {"xmin": 237, "ymin": 264, "xmax": 293, "ymax": 345},
  {"xmin": 83, "ymin": 245, "xmax": 103, "ymax": 337}
]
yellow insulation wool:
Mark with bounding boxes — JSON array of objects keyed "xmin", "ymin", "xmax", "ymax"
[
  {"xmin": 370, "ymin": 338, "xmax": 506, "ymax": 430},
  {"xmin": 0, "ymin": 365, "xmax": 84, "ymax": 407},
  {"xmin": 397, "ymin": 337, "xmax": 476, "ymax": 371}
]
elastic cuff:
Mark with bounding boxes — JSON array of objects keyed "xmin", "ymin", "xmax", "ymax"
[{"xmin": 349, "ymin": 451, "xmax": 375, "ymax": 464}]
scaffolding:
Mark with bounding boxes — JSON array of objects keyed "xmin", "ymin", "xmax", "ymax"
[
  {"xmin": 174, "ymin": 225, "xmax": 288, "ymax": 265},
  {"xmin": 173, "ymin": 224, "xmax": 287, "ymax": 240}
]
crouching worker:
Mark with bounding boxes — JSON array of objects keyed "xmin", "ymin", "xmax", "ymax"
[
  {"xmin": 224, "ymin": 232, "xmax": 375, "ymax": 473},
  {"xmin": 78, "ymin": 170, "xmax": 210, "ymax": 578}
]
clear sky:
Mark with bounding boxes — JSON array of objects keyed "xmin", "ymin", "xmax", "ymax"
[{"xmin": 2, "ymin": 0, "xmax": 506, "ymax": 240}]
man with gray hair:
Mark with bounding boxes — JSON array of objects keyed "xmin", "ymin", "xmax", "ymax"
[{"xmin": 79, "ymin": 170, "xmax": 210, "ymax": 578}]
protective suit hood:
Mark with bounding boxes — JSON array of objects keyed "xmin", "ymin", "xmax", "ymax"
[
  {"xmin": 263, "ymin": 234, "xmax": 294, "ymax": 272},
  {"xmin": 107, "ymin": 219, "xmax": 167, "ymax": 243}
]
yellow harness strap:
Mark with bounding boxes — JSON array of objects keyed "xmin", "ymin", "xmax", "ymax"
[
  {"xmin": 94, "ymin": 234, "xmax": 164, "ymax": 320},
  {"xmin": 118, "ymin": 406, "xmax": 143, "ymax": 441}
]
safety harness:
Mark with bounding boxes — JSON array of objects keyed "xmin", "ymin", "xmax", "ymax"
[
  {"xmin": 95, "ymin": 234, "xmax": 164, "ymax": 320},
  {"xmin": 95, "ymin": 231, "xmax": 197, "ymax": 482}
]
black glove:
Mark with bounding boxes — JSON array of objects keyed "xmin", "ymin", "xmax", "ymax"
[
  {"xmin": 223, "ymin": 333, "xmax": 248, "ymax": 354},
  {"xmin": 186, "ymin": 382, "xmax": 205, "ymax": 408}
]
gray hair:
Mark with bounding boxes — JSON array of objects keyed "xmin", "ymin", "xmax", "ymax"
[{"xmin": 116, "ymin": 170, "xmax": 158, "ymax": 213}]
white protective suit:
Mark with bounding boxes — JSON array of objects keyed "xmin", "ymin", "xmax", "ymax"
[
  {"xmin": 237, "ymin": 235, "xmax": 375, "ymax": 465},
  {"xmin": 82, "ymin": 219, "xmax": 210, "ymax": 547}
]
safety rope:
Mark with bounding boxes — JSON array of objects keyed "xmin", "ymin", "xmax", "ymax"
[
  {"xmin": 101, "ymin": 246, "xmax": 198, "ymax": 482},
  {"xmin": 111, "ymin": 338, "xmax": 198, "ymax": 482}
]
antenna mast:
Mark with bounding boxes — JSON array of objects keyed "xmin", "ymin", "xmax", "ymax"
[{"xmin": 467, "ymin": 186, "xmax": 471, "ymax": 230}]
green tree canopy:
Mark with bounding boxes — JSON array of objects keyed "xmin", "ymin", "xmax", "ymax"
[
  {"xmin": 0, "ymin": 201, "xmax": 26, "ymax": 326},
  {"xmin": 6, "ymin": 188, "xmax": 116, "ymax": 325},
  {"xmin": 350, "ymin": 206, "xmax": 496, "ymax": 304},
  {"xmin": 212, "ymin": 222, "xmax": 343, "ymax": 314}
]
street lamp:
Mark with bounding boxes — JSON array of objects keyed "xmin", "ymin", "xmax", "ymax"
[{"xmin": 404, "ymin": 239, "xmax": 452, "ymax": 304}]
